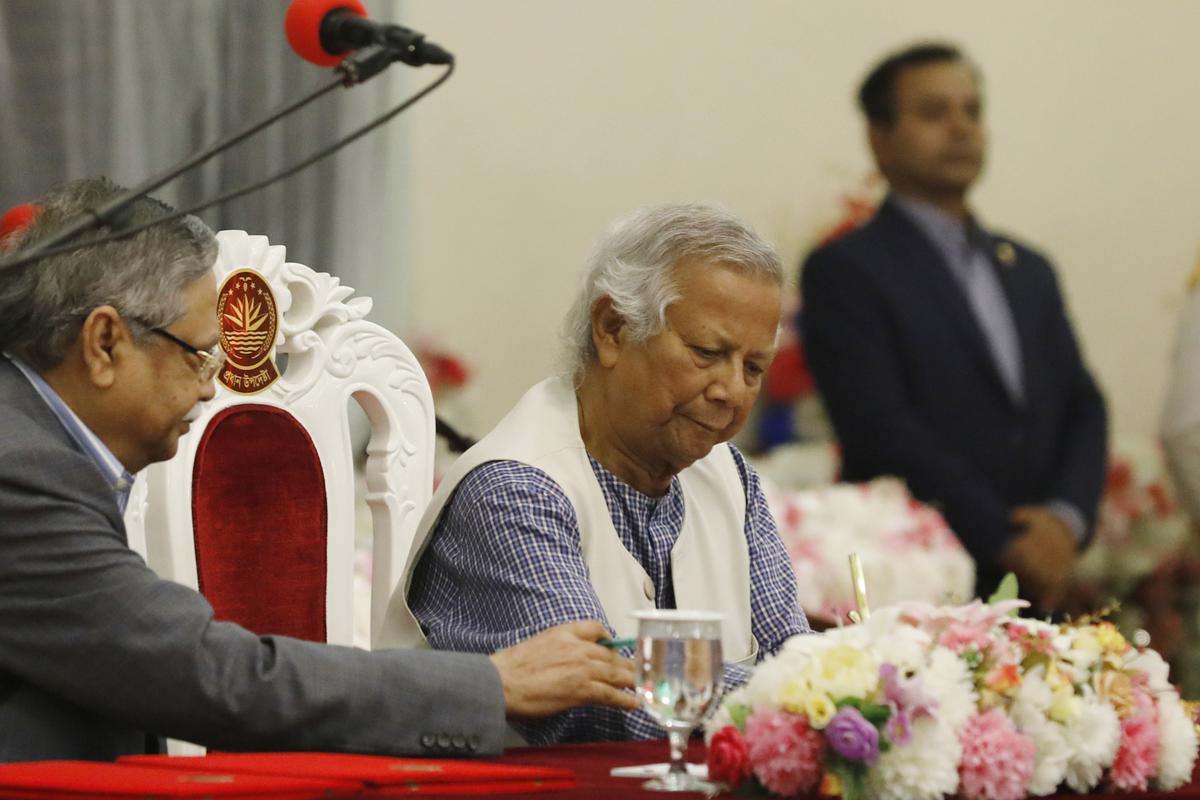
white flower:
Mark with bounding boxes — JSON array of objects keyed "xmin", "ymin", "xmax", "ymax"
[
  {"xmin": 740, "ymin": 653, "xmax": 794, "ymax": 709},
  {"xmin": 1010, "ymin": 670, "xmax": 1070, "ymax": 796},
  {"xmin": 795, "ymin": 644, "xmax": 878, "ymax": 699},
  {"xmin": 1060, "ymin": 633, "xmax": 1101, "ymax": 673},
  {"xmin": 868, "ymin": 616, "xmax": 934, "ymax": 673},
  {"xmin": 1019, "ymin": 618, "xmax": 1060, "ymax": 639},
  {"xmin": 921, "ymin": 646, "xmax": 976, "ymax": 733},
  {"xmin": 1011, "ymin": 667, "xmax": 1053, "ymax": 716},
  {"xmin": 1025, "ymin": 721, "xmax": 1072, "ymax": 796},
  {"xmin": 1128, "ymin": 649, "xmax": 1173, "ymax": 694},
  {"xmin": 1155, "ymin": 692, "xmax": 1199, "ymax": 790},
  {"xmin": 1061, "ymin": 691, "xmax": 1121, "ymax": 792},
  {"xmin": 765, "ymin": 475, "xmax": 974, "ymax": 618},
  {"xmin": 867, "ymin": 716, "xmax": 960, "ymax": 800}
]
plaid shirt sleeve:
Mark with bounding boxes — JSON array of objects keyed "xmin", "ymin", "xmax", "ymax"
[
  {"xmin": 408, "ymin": 460, "xmax": 661, "ymax": 742},
  {"xmin": 408, "ymin": 452, "xmax": 810, "ymax": 744}
]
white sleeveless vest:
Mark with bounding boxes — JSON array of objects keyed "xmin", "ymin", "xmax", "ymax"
[{"xmin": 379, "ymin": 377, "xmax": 758, "ymax": 665}]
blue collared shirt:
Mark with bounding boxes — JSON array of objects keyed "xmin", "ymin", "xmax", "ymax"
[
  {"xmin": 409, "ymin": 445, "xmax": 810, "ymax": 743},
  {"xmin": 8, "ymin": 356, "xmax": 135, "ymax": 514},
  {"xmin": 890, "ymin": 195, "xmax": 1085, "ymax": 541}
]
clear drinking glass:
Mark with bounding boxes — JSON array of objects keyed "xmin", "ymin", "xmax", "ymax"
[{"xmin": 631, "ymin": 609, "xmax": 724, "ymax": 792}]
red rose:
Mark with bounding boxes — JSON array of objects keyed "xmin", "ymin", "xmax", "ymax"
[{"xmin": 707, "ymin": 725, "xmax": 752, "ymax": 789}]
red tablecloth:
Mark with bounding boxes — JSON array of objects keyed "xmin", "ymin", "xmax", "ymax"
[{"xmin": 466, "ymin": 739, "xmax": 1200, "ymax": 800}]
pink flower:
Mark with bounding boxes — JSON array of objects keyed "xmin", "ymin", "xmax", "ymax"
[
  {"xmin": 879, "ymin": 663, "xmax": 937, "ymax": 721},
  {"xmin": 885, "ymin": 708, "xmax": 912, "ymax": 746},
  {"xmin": 706, "ymin": 726, "xmax": 752, "ymax": 789},
  {"xmin": 900, "ymin": 599, "xmax": 1028, "ymax": 656},
  {"xmin": 958, "ymin": 710, "xmax": 1036, "ymax": 800},
  {"xmin": 1109, "ymin": 691, "xmax": 1161, "ymax": 792},
  {"xmin": 938, "ymin": 620, "xmax": 993, "ymax": 654},
  {"xmin": 743, "ymin": 707, "xmax": 825, "ymax": 797}
]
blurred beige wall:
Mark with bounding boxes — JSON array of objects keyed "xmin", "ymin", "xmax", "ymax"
[{"xmin": 396, "ymin": 0, "xmax": 1200, "ymax": 441}]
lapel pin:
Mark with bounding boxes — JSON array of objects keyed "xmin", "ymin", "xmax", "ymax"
[{"xmin": 995, "ymin": 241, "xmax": 1017, "ymax": 268}]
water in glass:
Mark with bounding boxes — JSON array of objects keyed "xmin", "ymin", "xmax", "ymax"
[{"xmin": 631, "ymin": 610, "xmax": 724, "ymax": 792}]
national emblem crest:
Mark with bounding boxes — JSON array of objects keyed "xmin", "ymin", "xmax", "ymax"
[{"xmin": 216, "ymin": 269, "xmax": 280, "ymax": 394}]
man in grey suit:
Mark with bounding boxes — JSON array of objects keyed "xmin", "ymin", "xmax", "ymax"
[{"xmin": 0, "ymin": 177, "xmax": 637, "ymax": 763}]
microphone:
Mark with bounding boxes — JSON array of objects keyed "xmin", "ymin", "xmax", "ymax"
[
  {"xmin": 0, "ymin": 2, "xmax": 457, "ymax": 272},
  {"xmin": 285, "ymin": 0, "xmax": 452, "ymax": 68}
]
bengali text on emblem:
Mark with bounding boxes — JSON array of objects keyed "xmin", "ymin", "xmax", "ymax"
[{"xmin": 216, "ymin": 269, "xmax": 280, "ymax": 394}]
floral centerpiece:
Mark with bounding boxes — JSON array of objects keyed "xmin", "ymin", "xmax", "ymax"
[
  {"xmin": 705, "ymin": 588, "xmax": 1198, "ymax": 799},
  {"xmin": 763, "ymin": 477, "xmax": 975, "ymax": 624}
]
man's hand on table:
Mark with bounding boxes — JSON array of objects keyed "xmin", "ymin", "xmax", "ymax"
[
  {"xmin": 489, "ymin": 620, "xmax": 639, "ymax": 719},
  {"xmin": 1003, "ymin": 505, "xmax": 1079, "ymax": 612}
]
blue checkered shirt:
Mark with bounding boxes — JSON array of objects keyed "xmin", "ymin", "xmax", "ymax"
[{"xmin": 409, "ymin": 444, "xmax": 810, "ymax": 743}]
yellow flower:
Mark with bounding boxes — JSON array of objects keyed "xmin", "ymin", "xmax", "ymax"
[
  {"xmin": 1072, "ymin": 631, "xmax": 1102, "ymax": 660},
  {"xmin": 1095, "ymin": 623, "xmax": 1128, "ymax": 654},
  {"xmin": 1049, "ymin": 687, "xmax": 1082, "ymax": 723},
  {"xmin": 805, "ymin": 645, "xmax": 878, "ymax": 698},
  {"xmin": 804, "ymin": 692, "xmax": 837, "ymax": 730},
  {"xmin": 820, "ymin": 771, "xmax": 843, "ymax": 797},
  {"xmin": 777, "ymin": 679, "xmax": 811, "ymax": 715},
  {"xmin": 1045, "ymin": 662, "xmax": 1070, "ymax": 691},
  {"xmin": 1093, "ymin": 670, "xmax": 1136, "ymax": 718}
]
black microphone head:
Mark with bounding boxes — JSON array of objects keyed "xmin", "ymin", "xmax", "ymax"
[{"xmin": 415, "ymin": 40, "xmax": 454, "ymax": 66}]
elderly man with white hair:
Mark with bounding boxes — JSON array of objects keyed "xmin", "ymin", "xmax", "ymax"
[{"xmin": 382, "ymin": 204, "xmax": 811, "ymax": 742}]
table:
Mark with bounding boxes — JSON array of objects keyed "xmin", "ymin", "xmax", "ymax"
[{"xmin": 459, "ymin": 739, "xmax": 1200, "ymax": 800}]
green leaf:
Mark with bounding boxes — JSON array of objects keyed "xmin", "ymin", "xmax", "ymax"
[
  {"xmin": 987, "ymin": 572, "xmax": 1020, "ymax": 605},
  {"xmin": 828, "ymin": 760, "xmax": 868, "ymax": 800},
  {"xmin": 858, "ymin": 703, "xmax": 891, "ymax": 725},
  {"xmin": 833, "ymin": 697, "xmax": 890, "ymax": 725},
  {"xmin": 727, "ymin": 704, "xmax": 750, "ymax": 730}
]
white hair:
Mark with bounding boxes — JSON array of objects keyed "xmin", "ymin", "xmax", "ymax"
[{"xmin": 561, "ymin": 203, "xmax": 783, "ymax": 379}]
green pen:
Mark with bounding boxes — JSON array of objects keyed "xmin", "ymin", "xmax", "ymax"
[{"xmin": 598, "ymin": 637, "xmax": 635, "ymax": 649}]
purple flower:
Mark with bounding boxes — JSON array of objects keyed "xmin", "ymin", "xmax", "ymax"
[{"xmin": 826, "ymin": 707, "xmax": 880, "ymax": 763}]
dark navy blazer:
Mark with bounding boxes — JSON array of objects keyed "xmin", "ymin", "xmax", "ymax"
[{"xmin": 800, "ymin": 198, "xmax": 1107, "ymax": 591}]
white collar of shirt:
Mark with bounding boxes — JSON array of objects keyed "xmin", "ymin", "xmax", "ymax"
[{"xmin": 6, "ymin": 355, "xmax": 135, "ymax": 512}]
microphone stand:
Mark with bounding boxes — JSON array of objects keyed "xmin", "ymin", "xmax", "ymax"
[{"xmin": 6, "ymin": 46, "xmax": 414, "ymax": 267}]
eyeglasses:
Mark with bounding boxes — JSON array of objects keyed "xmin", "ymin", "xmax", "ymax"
[{"xmin": 147, "ymin": 327, "xmax": 227, "ymax": 382}]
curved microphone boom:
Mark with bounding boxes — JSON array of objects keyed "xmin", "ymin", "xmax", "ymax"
[
  {"xmin": 285, "ymin": 0, "xmax": 452, "ymax": 68},
  {"xmin": 0, "ymin": 3, "xmax": 453, "ymax": 272}
]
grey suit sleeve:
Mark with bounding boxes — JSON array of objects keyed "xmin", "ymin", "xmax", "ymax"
[{"xmin": 0, "ymin": 439, "xmax": 506, "ymax": 755}]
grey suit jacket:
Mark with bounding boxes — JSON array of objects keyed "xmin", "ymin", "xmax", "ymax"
[{"xmin": 0, "ymin": 359, "xmax": 506, "ymax": 762}]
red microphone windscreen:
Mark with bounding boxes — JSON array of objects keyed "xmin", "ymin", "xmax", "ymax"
[
  {"xmin": 0, "ymin": 203, "xmax": 40, "ymax": 241},
  {"xmin": 285, "ymin": 0, "xmax": 368, "ymax": 67}
]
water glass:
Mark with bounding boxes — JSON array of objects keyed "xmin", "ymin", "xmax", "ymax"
[{"xmin": 631, "ymin": 609, "xmax": 724, "ymax": 792}]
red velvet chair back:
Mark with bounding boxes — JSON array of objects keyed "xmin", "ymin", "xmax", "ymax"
[
  {"xmin": 123, "ymin": 230, "xmax": 436, "ymax": 655},
  {"xmin": 191, "ymin": 404, "xmax": 328, "ymax": 642}
]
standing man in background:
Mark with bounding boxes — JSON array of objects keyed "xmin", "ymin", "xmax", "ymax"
[{"xmin": 801, "ymin": 43, "xmax": 1108, "ymax": 609}]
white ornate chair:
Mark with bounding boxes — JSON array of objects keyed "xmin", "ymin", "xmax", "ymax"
[{"xmin": 124, "ymin": 230, "xmax": 434, "ymax": 652}]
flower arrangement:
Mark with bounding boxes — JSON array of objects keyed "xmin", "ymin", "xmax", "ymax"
[
  {"xmin": 1075, "ymin": 436, "xmax": 1187, "ymax": 600},
  {"xmin": 763, "ymin": 477, "xmax": 975, "ymax": 625},
  {"xmin": 705, "ymin": 588, "xmax": 1198, "ymax": 799}
]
